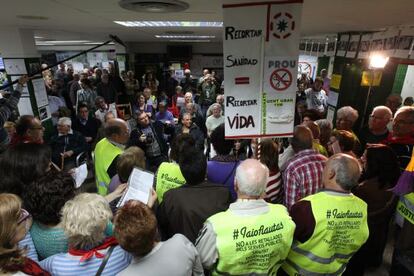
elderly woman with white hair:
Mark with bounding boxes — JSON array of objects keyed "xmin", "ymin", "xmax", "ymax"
[
  {"xmin": 49, "ymin": 117, "xmax": 87, "ymax": 170},
  {"xmin": 40, "ymin": 193, "xmax": 132, "ymax": 275},
  {"xmin": 335, "ymin": 106, "xmax": 362, "ymax": 155}
]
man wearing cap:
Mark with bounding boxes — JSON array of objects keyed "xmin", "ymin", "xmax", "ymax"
[{"xmin": 196, "ymin": 159, "xmax": 295, "ymax": 275}]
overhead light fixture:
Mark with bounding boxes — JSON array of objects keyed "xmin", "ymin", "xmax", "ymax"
[
  {"xmin": 84, "ymin": 42, "xmax": 115, "ymax": 45},
  {"xmin": 114, "ymin": 21, "xmax": 223, "ymax": 27},
  {"xmin": 118, "ymin": 0, "xmax": 189, "ymax": 13},
  {"xmin": 169, "ymin": 39, "xmax": 211, "ymax": 42},
  {"xmin": 37, "ymin": 40, "xmax": 91, "ymax": 44},
  {"xmin": 155, "ymin": 35, "xmax": 215, "ymax": 39},
  {"xmin": 369, "ymin": 54, "xmax": 389, "ymax": 69}
]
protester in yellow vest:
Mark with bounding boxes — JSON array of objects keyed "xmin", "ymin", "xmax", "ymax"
[
  {"xmin": 281, "ymin": 153, "xmax": 369, "ymax": 275},
  {"xmin": 391, "ymin": 150, "xmax": 414, "ymax": 274},
  {"xmin": 155, "ymin": 134, "xmax": 194, "ymax": 203},
  {"xmin": 94, "ymin": 118, "xmax": 130, "ymax": 195},
  {"xmin": 196, "ymin": 159, "xmax": 296, "ymax": 275}
]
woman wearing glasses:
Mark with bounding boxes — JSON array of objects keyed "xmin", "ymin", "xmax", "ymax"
[{"xmin": 0, "ymin": 193, "xmax": 50, "ymax": 275}]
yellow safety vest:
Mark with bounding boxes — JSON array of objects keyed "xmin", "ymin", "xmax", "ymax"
[
  {"xmin": 397, "ymin": 193, "xmax": 414, "ymax": 225},
  {"xmin": 282, "ymin": 191, "xmax": 369, "ymax": 276},
  {"xmin": 208, "ymin": 203, "xmax": 295, "ymax": 276},
  {"xmin": 94, "ymin": 138, "xmax": 123, "ymax": 196},
  {"xmin": 155, "ymin": 162, "xmax": 186, "ymax": 203}
]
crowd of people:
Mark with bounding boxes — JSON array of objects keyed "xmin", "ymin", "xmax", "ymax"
[{"xmin": 0, "ymin": 62, "xmax": 413, "ymax": 275}]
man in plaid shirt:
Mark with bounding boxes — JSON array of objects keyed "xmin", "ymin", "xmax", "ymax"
[{"xmin": 283, "ymin": 125, "xmax": 327, "ymax": 209}]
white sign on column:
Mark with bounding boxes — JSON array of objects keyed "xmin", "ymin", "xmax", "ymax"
[{"xmin": 223, "ymin": 0, "xmax": 303, "ymax": 138}]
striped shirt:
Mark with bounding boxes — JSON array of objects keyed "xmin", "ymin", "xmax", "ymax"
[
  {"xmin": 19, "ymin": 232, "xmax": 38, "ymax": 261},
  {"xmin": 264, "ymin": 171, "xmax": 283, "ymax": 204},
  {"xmin": 283, "ymin": 149, "xmax": 327, "ymax": 209},
  {"xmin": 40, "ymin": 245, "xmax": 132, "ymax": 276}
]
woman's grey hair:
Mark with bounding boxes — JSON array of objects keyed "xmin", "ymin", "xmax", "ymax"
[
  {"xmin": 61, "ymin": 193, "xmax": 112, "ymax": 250},
  {"xmin": 58, "ymin": 117, "xmax": 72, "ymax": 127},
  {"xmin": 336, "ymin": 106, "xmax": 359, "ymax": 124},
  {"xmin": 315, "ymin": 119, "xmax": 333, "ymax": 131}
]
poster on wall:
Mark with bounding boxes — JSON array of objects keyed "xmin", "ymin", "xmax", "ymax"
[
  {"xmin": 223, "ymin": 0, "xmax": 303, "ymax": 138},
  {"xmin": 3, "ymin": 59, "xmax": 27, "ymax": 75},
  {"xmin": 336, "ymin": 34, "xmax": 349, "ymax": 57},
  {"xmin": 298, "ymin": 55, "xmax": 317, "ymax": 80}
]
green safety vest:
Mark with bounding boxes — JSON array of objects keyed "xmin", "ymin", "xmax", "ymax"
[
  {"xmin": 94, "ymin": 138, "xmax": 123, "ymax": 196},
  {"xmin": 208, "ymin": 203, "xmax": 295, "ymax": 276},
  {"xmin": 282, "ymin": 191, "xmax": 369, "ymax": 276},
  {"xmin": 397, "ymin": 193, "xmax": 414, "ymax": 225},
  {"xmin": 155, "ymin": 162, "xmax": 186, "ymax": 203}
]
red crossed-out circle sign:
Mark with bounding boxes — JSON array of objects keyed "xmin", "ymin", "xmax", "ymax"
[{"xmin": 270, "ymin": 68, "xmax": 292, "ymax": 91}]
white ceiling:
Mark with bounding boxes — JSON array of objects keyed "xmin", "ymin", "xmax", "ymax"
[{"xmin": 0, "ymin": 0, "xmax": 413, "ymax": 44}]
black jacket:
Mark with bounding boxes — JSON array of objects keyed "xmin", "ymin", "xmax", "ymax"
[
  {"xmin": 175, "ymin": 123, "xmax": 205, "ymax": 151},
  {"xmin": 157, "ymin": 181, "xmax": 232, "ymax": 243},
  {"xmin": 127, "ymin": 121, "xmax": 174, "ymax": 158}
]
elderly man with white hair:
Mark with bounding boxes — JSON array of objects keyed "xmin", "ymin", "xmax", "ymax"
[
  {"xmin": 205, "ymin": 103, "xmax": 225, "ymax": 137},
  {"xmin": 360, "ymin": 105, "xmax": 393, "ymax": 148},
  {"xmin": 196, "ymin": 159, "xmax": 295, "ymax": 275},
  {"xmin": 49, "ymin": 117, "xmax": 87, "ymax": 171},
  {"xmin": 281, "ymin": 154, "xmax": 369, "ymax": 275}
]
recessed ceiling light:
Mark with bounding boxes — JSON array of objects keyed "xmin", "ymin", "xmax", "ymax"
[
  {"xmin": 169, "ymin": 39, "xmax": 211, "ymax": 42},
  {"xmin": 119, "ymin": 0, "xmax": 189, "ymax": 13},
  {"xmin": 114, "ymin": 21, "xmax": 223, "ymax": 27},
  {"xmin": 155, "ymin": 35, "xmax": 215, "ymax": 39},
  {"xmin": 17, "ymin": 15, "xmax": 49, "ymax": 20}
]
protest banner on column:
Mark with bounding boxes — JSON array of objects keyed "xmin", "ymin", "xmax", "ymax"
[{"xmin": 223, "ymin": 0, "xmax": 303, "ymax": 139}]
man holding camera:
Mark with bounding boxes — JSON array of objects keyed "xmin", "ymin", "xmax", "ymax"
[{"xmin": 128, "ymin": 111, "xmax": 174, "ymax": 172}]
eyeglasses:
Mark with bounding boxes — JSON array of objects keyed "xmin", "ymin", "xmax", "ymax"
[{"xmin": 17, "ymin": 209, "xmax": 31, "ymax": 225}]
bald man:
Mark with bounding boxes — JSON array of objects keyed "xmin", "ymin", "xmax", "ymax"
[
  {"xmin": 94, "ymin": 118, "xmax": 129, "ymax": 195},
  {"xmin": 196, "ymin": 159, "xmax": 296, "ymax": 275},
  {"xmin": 281, "ymin": 154, "xmax": 369, "ymax": 275},
  {"xmin": 359, "ymin": 105, "xmax": 392, "ymax": 148},
  {"xmin": 283, "ymin": 125, "xmax": 328, "ymax": 209}
]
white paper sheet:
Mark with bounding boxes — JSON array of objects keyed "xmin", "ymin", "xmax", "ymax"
[
  {"xmin": 73, "ymin": 163, "xmax": 88, "ymax": 188},
  {"xmin": 31, "ymin": 78, "xmax": 48, "ymax": 107},
  {"xmin": 3, "ymin": 59, "xmax": 27, "ymax": 75},
  {"xmin": 17, "ymin": 97, "xmax": 34, "ymax": 115},
  {"xmin": 117, "ymin": 167, "xmax": 154, "ymax": 207}
]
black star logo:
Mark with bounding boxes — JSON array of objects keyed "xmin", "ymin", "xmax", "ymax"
[{"xmin": 276, "ymin": 20, "xmax": 288, "ymax": 32}]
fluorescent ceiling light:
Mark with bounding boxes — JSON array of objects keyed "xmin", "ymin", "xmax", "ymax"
[
  {"xmin": 169, "ymin": 39, "xmax": 211, "ymax": 43},
  {"xmin": 84, "ymin": 42, "xmax": 115, "ymax": 45},
  {"xmin": 34, "ymin": 36, "xmax": 44, "ymax": 39},
  {"xmin": 155, "ymin": 35, "xmax": 215, "ymax": 39},
  {"xmin": 41, "ymin": 40, "xmax": 91, "ymax": 44},
  {"xmin": 114, "ymin": 21, "xmax": 223, "ymax": 27}
]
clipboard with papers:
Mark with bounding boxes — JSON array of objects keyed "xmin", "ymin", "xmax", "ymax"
[{"xmin": 116, "ymin": 167, "xmax": 154, "ymax": 207}]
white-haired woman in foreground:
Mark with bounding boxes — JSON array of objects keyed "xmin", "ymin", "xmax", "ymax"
[{"xmin": 40, "ymin": 193, "xmax": 132, "ymax": 275}]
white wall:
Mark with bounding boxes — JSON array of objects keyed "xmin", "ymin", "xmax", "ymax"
[{"xmin": 401, "ymin": 65, "xmax": 414, "ymax": 100}]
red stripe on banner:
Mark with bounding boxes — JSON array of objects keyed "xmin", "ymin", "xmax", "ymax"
[
  {"xmin": 225, "ymin": 133, "xmax": 294, "ymax": 139},
  {"xmin": 223, "ymin": 0, "xmax": 303, "ymax": 8},
  {"xmin": 235, "ymin": 77, "xmax": 250, "ymax": 84}
]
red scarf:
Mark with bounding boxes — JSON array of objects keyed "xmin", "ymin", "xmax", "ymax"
[
  {"xmin": 4, "ymin": 257, "xmax": 50, "ymax": 276},
  {"xmin": 383, "ymin": 133, "xmax": 414, "ymax": 145},
  {"xmin": 68, "ymin": 237, "xmax": 118, "ymax": 262}
]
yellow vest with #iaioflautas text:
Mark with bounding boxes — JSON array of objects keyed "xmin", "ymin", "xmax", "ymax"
[
  {"xmin": 94, "ymin": 138, "xmax": 123, "ymax": 196},
  {"xmin": 208, "ymin": 203, "xmax": 295, "ymax": 276},
  {"xmin": 155, "ymin": 162, "xmax": 186, "ymax": 203},
  {"xmin": 282, "ymin": 191, "xmax": 369, "ymax": 276}
]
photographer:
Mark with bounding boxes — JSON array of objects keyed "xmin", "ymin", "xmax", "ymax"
[
  {"xmin": 128, "ymin": 111, "xmax": 174, "ymax": 172},
  {"xmin": 0, "ymin": 75, "xmax": 29, "ymax": 150}
]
